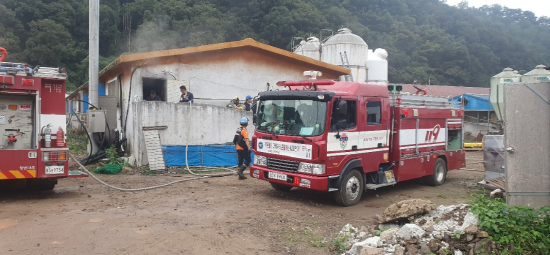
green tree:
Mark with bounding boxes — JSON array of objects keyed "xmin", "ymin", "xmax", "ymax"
[{"xmin": 23, "ymin": 19, "xmax": 76, "ymax": 67}]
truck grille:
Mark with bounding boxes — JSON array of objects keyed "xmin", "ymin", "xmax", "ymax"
[{"xmin": 267, "ymin": 157, "xmax": 300, "ymax": 173}]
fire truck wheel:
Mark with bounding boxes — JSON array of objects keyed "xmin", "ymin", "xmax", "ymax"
[
  {"xmin": 270, "ymin": 182, "xmax": 293, "ymax": 192},
  {"xmin": 334, "ymin": 169, "xmax": 364, "ymax": 207},
  {"xmin": 427, "ymin": 158, "xmax": 447, "ymax": 186},
  {"xmin": 27, "ymin": 179, "xmax": 57, "ymax": 190}
]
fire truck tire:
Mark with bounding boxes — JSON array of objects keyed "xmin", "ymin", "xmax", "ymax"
[
  {"xmin": 270, "ymin": 182, "xmax": 293, "ymax": 192},
  {"xmin": 334, "ymin": 169, "xmax": 364, "ymax": 207},
  {"xmin": 427, "ymin": 158, "xmax": 447, "ymax": 186},
  {"xmin": 27, "ymin": 179, "xmax": 57, "ymax": 190}
]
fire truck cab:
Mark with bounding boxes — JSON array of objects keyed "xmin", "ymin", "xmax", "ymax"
[
  {"xmin": 0, "ymin": 57, "xmax": 86, "ymax": 190},
  {"xmin": 250, "ymin": 79, "xmax": 465, "ymax": 206}
]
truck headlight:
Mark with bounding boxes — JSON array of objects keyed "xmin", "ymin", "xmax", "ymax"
[
  {"xmin": 254, "ymin": 155, "xmax": 267, "ymax": 166},
  {"xmin": 298, "ymin": 163, "xmax": 325, "ymax": 175}
]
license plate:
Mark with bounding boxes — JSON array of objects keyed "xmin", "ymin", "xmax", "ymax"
[
  {"xmin": 45, "ymin": 166, "xmax": 64, "ymax": 175},
  {"xmin": 268, "ymin": 171, "xmax": 287, "ymax": 181},
  {"xmin": 385, "ymin": 170, "xmax": 396, "ymax": 182}
]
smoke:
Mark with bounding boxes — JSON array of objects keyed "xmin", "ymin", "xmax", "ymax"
[
  {"xmin": 133, "ymin": 17, "xmax": 181, "ymax": 53},
  {"xmin": 132, "ymin": 12, "xmax": 230, "ymax": 53}
]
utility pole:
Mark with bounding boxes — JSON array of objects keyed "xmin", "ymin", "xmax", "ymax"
[
  {"xmin": 89, "ymin": 0, "xmax": 100, "ymax": 109},
  {"xmin": 88, "ymin": 0, "xmax": 100, "ymax": 155}
]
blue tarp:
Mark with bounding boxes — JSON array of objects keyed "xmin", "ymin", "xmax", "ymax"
[
  {"xmin": 162, "ymin": 144, "xmax": 254, "ymax": 167},
  {"xmin": 451, "ymin": 93, "xmax": 494, "ymax": 111}
]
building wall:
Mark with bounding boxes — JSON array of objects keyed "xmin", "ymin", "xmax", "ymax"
[
  {"xmin": 504, "ymin": 82, "xmax": 550, "ymax": 207},
  {"xmin": 100, "ymin": 48, "xmax": 337, "ymax": 165},
  {"xmin": 132, "ymin": 102, "xmax": 254, "ymax": 166}
]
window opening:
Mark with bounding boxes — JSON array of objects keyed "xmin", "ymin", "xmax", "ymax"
[
  {"xmin": 330, "ymin": 100, "xmax": 357, "ymax": 131},
  {"xmin": 142, "ymin": 78, "xmax": 166, "ymax": 101},
  {"xmin": 367, "ymin": 101, "xmax": 381, "ymax": 125}
]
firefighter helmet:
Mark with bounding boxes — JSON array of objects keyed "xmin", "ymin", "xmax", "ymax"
[{"xmin": 240, "ymin": 117, "xmax": 249, "ymax": 125}]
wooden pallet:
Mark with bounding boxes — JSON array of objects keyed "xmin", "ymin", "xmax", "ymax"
[
  {"xmin": 486, "ymin": 177, "xmax": 505, "ymax": 191},
  {"xmin": 143, "ymin": 130, "xmax": 166, "ymax": 171}
]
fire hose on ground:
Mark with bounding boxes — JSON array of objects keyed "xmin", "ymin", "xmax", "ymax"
[{"xmin": 68, "ymin": 101, "xmax": 238, "ymax": 191}]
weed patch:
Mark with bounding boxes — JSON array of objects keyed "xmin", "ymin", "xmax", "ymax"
[
  {"xmin": 329, "ymin": 236, "xmax": 347, "ymax": 253},
  {"xmin": 469, "ymin": 193, "xmax": 550, "ymax": 255},
  {"xmin": 279, "ymin": 227, "xmax": 327, "ymax": 250},
  {"xmin": 67, "ymin": 130, "xmax": 87, "ymax": 155}
]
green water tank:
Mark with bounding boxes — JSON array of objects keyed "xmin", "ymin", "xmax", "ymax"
[
  {"xmin": 521, "ymin": 65, "xmax": 550, "ymax": 83},
  {"xmin": 490, "ymin": 68, "xmax": 521, "ymax": 120}
]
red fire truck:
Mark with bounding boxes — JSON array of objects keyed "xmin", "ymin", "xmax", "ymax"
[
  {"xmin": 250, "ymin": 79, "xmax": 466, "ymax": 206},
  {"xmin": 0, "ymin": 49, "xmax": 87, "ymax": 190}
]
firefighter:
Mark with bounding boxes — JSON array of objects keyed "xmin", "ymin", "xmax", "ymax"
[
  {"xmin": 233, "ymin": 117, "xmax": 251, "ymax": 180},
  {"xmin": 229, "ymin": 96, "xmax": 244, "ymax": 110},
  {"xmin": 145, "ymin": 90, "xmax": 161, "ymax": 101},
  {"xmin": 179, "ymin": 86, "xmax": 194, "ymax": 103},
  {"xmin": 244, "ymin": 95, "xmax": 253, "ymax": 111}
]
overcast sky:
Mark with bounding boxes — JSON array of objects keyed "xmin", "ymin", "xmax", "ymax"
[{"xmin": 445, "ymin": 0, "xmax": 550, "ymax": 18}]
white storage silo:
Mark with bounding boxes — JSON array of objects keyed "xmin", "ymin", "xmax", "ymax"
[
  {"xmin": 366, "ymin": 48, "xmax": 388, "ymax": 84},
  {"xmin": 521, "ymin": 65, "xmax": 550, "ymax": 83},
  {"xmin": 321, "ymin": 28, "xmax": 368, "ymax": 82},
  {"xmin": 490, "ymin": 67, "xmax": 522, "ymax": 120},
  {"xmin": 293, "ymin": 37, "xmax": 321, "ymax": 61}
]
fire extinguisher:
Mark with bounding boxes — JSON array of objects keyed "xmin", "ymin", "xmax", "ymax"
[
  {"xmin": 44, "ymin": 124, "xmax": 52, "ymax": 148},
  {"xmin": 57, "ymin": 127, "xmax": 64, "ymax": 147}
]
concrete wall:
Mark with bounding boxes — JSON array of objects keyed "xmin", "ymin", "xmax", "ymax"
[
  {"xmin": 504, "ymin": 82, "xmax": 550, "ymax": 207},
  {"xmin": 100, "ymin": 48, "xmax": 341, "ymax": 164},
  {"xmin": 132, "ymin": 101, "xmax": 254, "ymax": 166}
]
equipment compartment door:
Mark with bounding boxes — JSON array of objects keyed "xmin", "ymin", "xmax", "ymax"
[{"xmin": 0, "ymin": 95, "xmax": 35, "ymax": 150}]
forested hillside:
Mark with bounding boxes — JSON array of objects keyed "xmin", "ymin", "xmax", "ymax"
[{"xmin": 1, "ymin": 0, "xmax": 549, "ymax": 91}]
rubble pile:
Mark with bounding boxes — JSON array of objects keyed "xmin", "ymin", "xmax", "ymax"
[{"xmin": 336, "ymin": 199, "xmax": 496, "ymax": 255}]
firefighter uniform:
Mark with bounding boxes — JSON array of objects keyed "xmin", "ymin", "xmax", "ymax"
[{"xmin": 235, "ymin": 117, "xmax": 251, "ymax": 180}]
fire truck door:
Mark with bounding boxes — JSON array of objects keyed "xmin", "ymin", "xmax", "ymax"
[
  {"xmin": 327, "ymin": 98, "xmax": 359, "ymax": 156},
  {"xmin": 359, "ymin": 97, "xmax": 390, "ymax": 172}
]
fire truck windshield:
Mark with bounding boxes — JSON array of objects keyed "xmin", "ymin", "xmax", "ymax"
[{"xmin": 256, "ymin": 99, "xmax": 327, "ymax": 136}]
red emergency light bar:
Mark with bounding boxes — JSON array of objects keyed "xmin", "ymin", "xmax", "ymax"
[
  {"xmin": 276, "ymin": 80, "xmax": 335, "ymax": 87},
  {"xmin": 0, "ymin": 75, "xmax": 14, "ymax": 85},
  {"xmin": 22, "ymin": 79, "xmax": 34, "ymax": 86}
]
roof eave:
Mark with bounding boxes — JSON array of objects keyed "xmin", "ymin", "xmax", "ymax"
[{"xmin": 100, "ymin": 38, "xmax": 350, "ymax": 78}]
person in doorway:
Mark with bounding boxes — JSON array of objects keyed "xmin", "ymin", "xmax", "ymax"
[
  {"xmin": 244, "ymin": 95, "xmax": 253, "ymax": 111},
  {"xmin": 233, "ymin": 117, "xmax": 251, "ymax": 180},
  {"xmin": 179, "ymin": 86, "xmax": 194, "ymax": 103},
  {"xmin": 145, "ymin": 90, "xmax": 161, "ymax": 101}
]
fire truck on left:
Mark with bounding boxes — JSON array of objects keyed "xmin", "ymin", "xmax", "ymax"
[{"xmin": 0, "ymin": 48, "xmax": 87, "ymax": 190}]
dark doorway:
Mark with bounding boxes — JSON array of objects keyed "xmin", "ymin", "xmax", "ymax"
[{"xmin": 142, "ymin": 78, "xmax": 166, "ymax": 101}]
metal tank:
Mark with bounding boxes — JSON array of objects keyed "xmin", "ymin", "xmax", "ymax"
[
  {"xmin": 490, "ymin": 67, "xmax": 522, "ymax": 120},
  {"xmin": 321, "ymin": 28, "xmax": 368, "ymax": 82},
  {"xmin": 293, "ymin": 37, "xmax": 321, "ymax": 61},
  {"xmin": 366, "ymin": 48, "xmax": 388, "ymax": 85},
  {"xmin": 521, "ymin": 64, "xmax": 550, "ymax": 83}
]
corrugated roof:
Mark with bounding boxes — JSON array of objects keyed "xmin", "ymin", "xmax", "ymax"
[
  {"xmin": 98, "ymin": 38, "xmax": 351, "ymax": 78},
  {"xmin": 397, "ymin": 84, "xmax": 489, "ymax": 98}
]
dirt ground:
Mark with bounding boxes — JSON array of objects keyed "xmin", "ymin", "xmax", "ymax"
[{"xmin": 0, "ymin": 152, "xmax": 485, "ymax": 255}]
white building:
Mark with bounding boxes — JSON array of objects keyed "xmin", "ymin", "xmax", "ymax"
[{"xmin": 67, "ymin": 38, "xmax": 350, "ymax": 166}]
